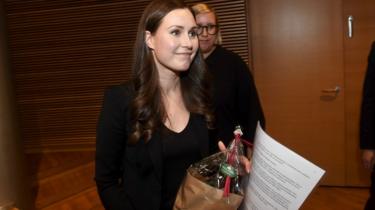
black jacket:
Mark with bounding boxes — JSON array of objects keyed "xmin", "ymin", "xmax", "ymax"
[
  {"xmin": 206, "ymin": 45, "xmax": 265, "ymax": 150},
  {"xmin": 360, "ymin": 41, "xmax": 375, "ymax": 149},
  {"xmin": 95, "ymin": 83, "xmax": 209, "ymax": 210}
]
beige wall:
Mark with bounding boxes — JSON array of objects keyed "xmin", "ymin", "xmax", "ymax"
[{"xmin": 0, "ymin": 1, "xmax": 32, "ymax": 209}]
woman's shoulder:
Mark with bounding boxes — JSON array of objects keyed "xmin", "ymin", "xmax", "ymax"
[
  {"xmin": 214, "ymin": 46, "xmax": 243, "ymax": 60},
  {"xmin": 105, "ymin": 80, "xmax": 135, "ymax": 98},
  {"xmin": 102, "ymin": 80, "xmax": 135, "ymax": 109},
  {"xmin": 210, "ymin": 46, "xmax": 247, "ymax": 68}
]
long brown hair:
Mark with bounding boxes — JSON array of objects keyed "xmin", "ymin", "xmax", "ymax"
[{"xmin": 129, "ymin": 0, "xmax": 213, "ymax": 144}]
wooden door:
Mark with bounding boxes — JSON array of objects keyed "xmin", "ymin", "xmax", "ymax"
[
  {"xmin": 249, "ymin": 0, "xmax": 346, "ymax": 185},
  {"xmin": 343, "ymin": 0, "xmax": 375, "ymax": 186}
]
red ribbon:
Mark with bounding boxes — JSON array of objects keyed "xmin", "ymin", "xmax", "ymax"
[
  {"xmin": 223, "ymin": 134, "xmax": 241, "ymax": 197},
  {"xmin": 223, "ymin": 134, "xmax": 253, "ymax": 197}
]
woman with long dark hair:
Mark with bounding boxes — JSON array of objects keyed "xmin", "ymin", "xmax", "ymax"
[{"xmin": 95, "ymin": 0, "xmax": 214, "ymax": 209}]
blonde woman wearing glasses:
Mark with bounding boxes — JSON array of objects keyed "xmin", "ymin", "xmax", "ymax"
[{"xmin": 192, "ymin": 3, "xmax": 265, "ymax": 151}]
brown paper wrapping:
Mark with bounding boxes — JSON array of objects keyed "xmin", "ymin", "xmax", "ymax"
[{"xmin": 173, "ymin": 169, "xmax": 243, "ymax": 210}]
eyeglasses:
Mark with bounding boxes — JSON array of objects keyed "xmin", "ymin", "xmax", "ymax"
[{"xmin": 196, "ymin": 24, "xmax": 219, "ymax": 35}]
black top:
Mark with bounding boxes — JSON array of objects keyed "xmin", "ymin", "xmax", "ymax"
[
  {"xmin": 205, "ymin": 45, "xmax": 265, "ymax": 151},
  {"xmin": 95, "ymin": 83, "xmax": 210, "ymax": 210},
  {"xmin": 360, "ymin": 41, "xmax": 375, "ymax": 149},
  {"xmin": 160, "ymin": 115, "xmax": 202, "ymax": 210}
]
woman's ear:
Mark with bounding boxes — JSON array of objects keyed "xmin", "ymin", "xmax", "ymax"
[{"xmin": 145, "ymin": 31, "xmax": 154, "ymax": 50}]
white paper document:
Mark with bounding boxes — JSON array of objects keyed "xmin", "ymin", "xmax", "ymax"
[{"xmin": 240, "ymin": 123, "xmax": 325, "ymax": 210}]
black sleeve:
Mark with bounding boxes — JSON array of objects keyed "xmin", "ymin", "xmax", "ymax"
[
  {"xmin": 360, "ymin": 42, "xmax": 375, "ymax": 150},
  {"xmin": 235, "ymin": 58, "xmax": 265, "ymax": 142},
  {"xmin": 95, "ymin": 86, "xmax": 134, "ymax": 210}
]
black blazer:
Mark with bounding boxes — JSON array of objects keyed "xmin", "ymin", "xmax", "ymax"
[
  {"xmin": 205, "ymin": 45, "xmax": 265, "ymax": 148},
  {"xmin": 360, "ymin": 41, "xmax": 375, "ymax": 150},
  {"xmin": 95, "ymin": 83, "xmax": 210, "ymax": 210}
]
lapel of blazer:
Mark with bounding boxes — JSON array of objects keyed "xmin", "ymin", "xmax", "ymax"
[
  {"xmin": 191, "ymin": 114, "xmax": 209, "ymax": 158},
  {"xmin": 123, "ymin": 83, "xmax": 163, "ymax": 183},
  {"xmin": 146, "ymin": 131, "xmax": 163, "ymax": 182}
]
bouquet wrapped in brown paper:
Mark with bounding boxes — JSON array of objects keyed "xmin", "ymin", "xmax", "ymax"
[{"xmin": 174, "ymin": 126, "xmax": 249, "ymax": 210}]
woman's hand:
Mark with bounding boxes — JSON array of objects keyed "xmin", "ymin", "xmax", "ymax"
[
  {"xmin": 362, "ymin": 149, "xmax": 375, "ymax": 170},
  {"xmin": 218, "ymin": 141, "xmax": 252, "ymax": 174}
]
